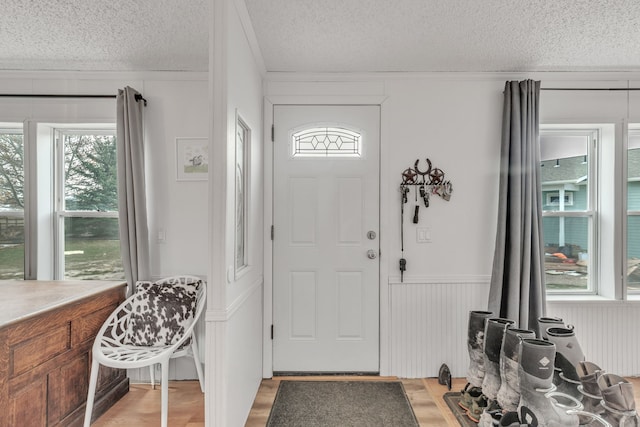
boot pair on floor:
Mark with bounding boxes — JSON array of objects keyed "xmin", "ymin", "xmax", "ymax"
[{"xmin": 578, "ymin": 361, "xmax": 640, "ymax": 426}]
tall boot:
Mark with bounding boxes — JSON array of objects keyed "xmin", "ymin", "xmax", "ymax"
[
  {"xmin": 467, "ymin": 310, "xmax": 493, "ymax": 388},
  {"xmin": 545, "ymin": 326, "xmax": 584, "ymax": 400},
  {"xmin": 496, "ymin": 327, "xmax": 536, "ymax": 412},
  {"xmin": 598, "ymin": 373, "xmax": 640, "ymax": 426},
  {"xmin": 537, "ymin": 317, "xmax": 565, "ymax": 340},
  {"xmin": 577, "ymin": 361, "xmax": 605, "ymax": 417},
  {"xmin": 517, "ymin": 338, "xmax": 579, "ymax": 427},
  {"xmin": 482, "ymin": 318, "xmax": 516, "ymax": 401}
]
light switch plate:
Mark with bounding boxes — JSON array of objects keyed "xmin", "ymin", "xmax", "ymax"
[{"xmin": 417, "ymin": 227, "xmax": 431, "ymax": 243}]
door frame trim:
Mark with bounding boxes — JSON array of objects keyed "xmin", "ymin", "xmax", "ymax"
[{"xmin": 263, "ymin": 96, "xmax": 388, "ymax": 378}]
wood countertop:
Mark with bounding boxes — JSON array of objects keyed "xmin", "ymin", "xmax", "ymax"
[{"xmin": 0, "ymin": 280, "xmax": 127, "ymax": 328}]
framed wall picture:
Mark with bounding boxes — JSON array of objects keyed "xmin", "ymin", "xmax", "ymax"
[
  {"xmin": 176, "ymin": 137, "xmax": 208, "ymax": 181},
  {"xmin": 235, "ymin": 113, "xmax": 250, "ymax": 276}
]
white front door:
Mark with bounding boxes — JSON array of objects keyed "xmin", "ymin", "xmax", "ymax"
[{"xmin": 272, "ymin": 105, "xmax": 380, "ymax": 373}]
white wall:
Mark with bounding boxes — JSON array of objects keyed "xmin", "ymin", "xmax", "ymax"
[
  {"xmin": 264, "ymin": 72, "xmax": 640, "ymax": 380},
  {"xmin": 0, "ymin": 71, "xmax": 209, "ymax": 381},
  {"xmin": 222, "ymin": 2, "xmax": 264, "ymax": 425},
  {"xmin": 207, "ymin": 0, "xmax": 265, "ymax": 425}
]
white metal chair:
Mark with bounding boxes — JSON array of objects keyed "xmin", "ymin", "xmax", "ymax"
[{"xmin": 83, "ymin": 275, "xmax": 206, "ymax": 427}]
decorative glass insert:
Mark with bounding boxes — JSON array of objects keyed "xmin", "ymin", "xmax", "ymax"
[
  {"xmin": 235, "ymin": 115, "xmax": 250, "ymax": 275},
  {"xmin": 292, "ymin": 127, "xmax": 361, "ymax": 157}
]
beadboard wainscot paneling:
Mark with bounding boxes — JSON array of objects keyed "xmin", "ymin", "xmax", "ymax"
[
  {"xmin": 547, "ymin": 299, "xmax": 640, "ymax": 376},
  {"xmin": 389, "ymin": 276, "xmax": 491, "ymax": 378}
]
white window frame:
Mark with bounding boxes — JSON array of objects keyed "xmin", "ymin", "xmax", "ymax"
[
  {"xmin": 52, "ymin": 126, "xmax": 118, "ymax": 280},
  {"xmin": 540, "ymin": 126, "xmax": 598, "ymax": 295}
]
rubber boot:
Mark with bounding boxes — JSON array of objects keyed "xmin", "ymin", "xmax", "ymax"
[
  {"xmin": 598, "ymin": 373, "xmax": 640, "ymax": 426},
  {"xmin": 482, "ymin": 318, "xmax": 516, "ymax": 401},
  {"xmin": 537, "ymin": 317, "xmax": 565, "ymax": 340},
  {"xmin": 577, "ymin": 361, "xmax": 605, "ymax": 418},
  {"xmin": 517, "ymin": 338, "xmax": 579, "ymax": 427},
  {"xmin": 500, "ymin": 406, "xmax": 538, "ymax": 426},
  {"xmin": 545, "ymin": 326, "xmax": 584, "ymax": 400},
  {"xmin": 497, "ymin": 327, "xmax": 536, "ymax": 412},
  {"xmin": 467, "ymin": 310, "xmax": 493, "ymax": 388}
]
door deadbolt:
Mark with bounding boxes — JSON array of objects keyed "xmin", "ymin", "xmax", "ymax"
[
  {"xmin": 367, "ymin": 250, "xmax": 377, "ymax": 259},
  {"xmin": 367, "ymin": 231, "xmax": 377, "ymax": 240}
]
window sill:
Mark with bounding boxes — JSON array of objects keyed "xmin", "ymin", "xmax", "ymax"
[{"xmin": 547, "ymin": 294, "xmax": 640, "ymax": 304}]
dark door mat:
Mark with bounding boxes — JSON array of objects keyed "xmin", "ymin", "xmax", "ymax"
[
  {"xmin": 443, "ymin": 391, "xmax": 478, "ymax": 426},
  {"xmin": 267, "ymin": 380, "xmax": 419, "ymax": 426}
]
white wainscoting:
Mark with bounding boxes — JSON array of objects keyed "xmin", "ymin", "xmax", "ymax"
[
  {"xmin": 547, "ymin": 300, "xmax": 640, "ymax": 376},
  {"xmin": 389, "ymin": 277, "xmax": 640, "ymax": 379},
  {"xmin": 389, "ymin": 276, "xmax": 491, "ymax": 379}
]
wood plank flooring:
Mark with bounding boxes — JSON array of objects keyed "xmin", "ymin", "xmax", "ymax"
[
  {"xmin": 92, "ymin": 381, "xmax": 204, "ymax": 427},
  {"xmin": 93, "ymin": 377, "xmax": 640, "ymax": 427}
]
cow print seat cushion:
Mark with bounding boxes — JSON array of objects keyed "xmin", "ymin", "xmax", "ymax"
[{"xmin": 124, "ymin": 279, "xmax": 201, "ymax": 347}]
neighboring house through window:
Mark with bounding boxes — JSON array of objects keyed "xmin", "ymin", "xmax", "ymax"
[
  {"xmin": 541, "ymin": 123, "xmax": 640, "ymax": 297},
  {"xmin": 540, "ymin": 128, "xmax": 594, "ymax": 293}
]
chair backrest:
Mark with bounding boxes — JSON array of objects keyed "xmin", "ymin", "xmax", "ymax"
[{"xmin": 124, "ymin": 275, "xmax": 206, "ymax": 349}]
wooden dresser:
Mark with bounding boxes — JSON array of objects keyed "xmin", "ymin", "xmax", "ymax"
[{"xmin": 0, "ymin": 280, "xmax": 129, "ymax": 426}]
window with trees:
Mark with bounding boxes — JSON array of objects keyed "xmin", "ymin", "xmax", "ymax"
[
  {"xmin": 0, "ymin": 123, "xmax": 123, "ymax": 280},
  {"xmin": 56, "ymin": 129, "xmax": 123, "ymax": 280},
  {"xmin": 0, "ymin": 126, "xmax": 25, "ymax": 279}
]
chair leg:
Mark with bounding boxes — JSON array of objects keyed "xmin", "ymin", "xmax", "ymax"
[
  {"xmin": 150, "ymin": 363, "xmax": 155, "ymax": 389},
  {"xmin": 190, "ymin": 333, "xmax": 205, "ymax": 393},
  {"xmin": 161, "ymin": 361, "xmax": 169, "ymax": 427},
  {"xmin": 83, "ymin": 359, "xmax": 100, "ymax": 427}
]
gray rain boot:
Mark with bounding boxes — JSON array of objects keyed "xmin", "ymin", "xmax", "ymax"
[
  {"xmin": 497, "ymin": 327, "xmax": 536, "ymax": 412},
  {"xmin": 482, "ymin": 318, "xmax": 516, "ymax": 401},
  {"xmin": 545, "ymin": 326, "xmax": 584, "ymax": 400},
  {"xmin": 598, "ymin": 373, "xmax": 640, "ymax": 426},
  {"xmin": 537, "ymin": 317, "xmax": 565, "ymax": 340},
  {"xmin": 577, "ymin": 361, "xmax": 605, "ymax": 418},
  {"xmin": 467, "ymin": 310, "xmax": 493, "ymax": 388},
  {"xmin": 517, "ymin": 338, "xmax": 579, "ymax": 427}
]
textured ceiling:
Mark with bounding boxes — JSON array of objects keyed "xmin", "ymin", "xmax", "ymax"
[
  {"xmin": 0, "ymin": 0, "xmax": 209, "ymax": 71},
  {"xmin": 1, "ymin": 0, "xmax": 640, "ymax": 73},
  {"xmin": 246, "ymin": 0, "xmax": 640, "ymax": 72}
]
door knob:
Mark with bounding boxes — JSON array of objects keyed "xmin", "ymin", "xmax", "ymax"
[{"xmin": 367, "ymin": 250, "xmax": 377, "ymax": 259}]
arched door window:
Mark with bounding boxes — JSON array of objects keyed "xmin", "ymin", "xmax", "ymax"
[{"xmin": 292, "ymin": 127, "xmax": 361, "ymax": 157}]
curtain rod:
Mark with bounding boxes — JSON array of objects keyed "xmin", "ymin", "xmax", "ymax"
[
  {"xmin": 0, "ymin": 93, "xmax": 147, "ymax": 106},
  {"xmin": 541, "ymin": 88, "xmax": 640, "ymax": 91}
]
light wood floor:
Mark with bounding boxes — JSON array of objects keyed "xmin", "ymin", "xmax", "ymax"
[
  {"xmin": 92, "ymin": 381, "xmax": 205, "ymax": 427},
  {"xmin": 94, "ymin": 377, "xmax": 640, "ymax": 427}
]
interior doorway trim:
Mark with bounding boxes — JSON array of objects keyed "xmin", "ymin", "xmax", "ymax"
[{"xmin": 262, "ymin": 94, "xmax": 388, "ymax": 378}]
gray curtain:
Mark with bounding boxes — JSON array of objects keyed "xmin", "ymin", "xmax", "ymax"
[
  {"xmin": 488, "ymin": 80, "xmax": 546, "ymax": 334},
  {"xmin": 117, "ymin": 86, "xmax": 150, "ymax": 293}
]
